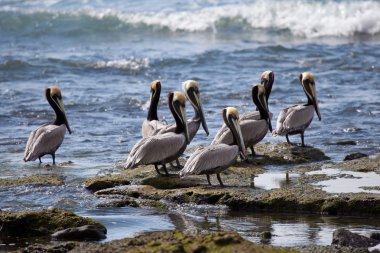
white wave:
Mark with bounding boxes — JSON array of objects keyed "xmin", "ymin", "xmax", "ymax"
[
  {"xmin": 2, "ymin": 0, "xmax": 380, "ymax": 38},
  {"xmin": 94, "ymin": 58, "xmax": 149, "ymax": 70}
]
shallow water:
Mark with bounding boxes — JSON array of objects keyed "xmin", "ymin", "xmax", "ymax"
[{"xmin": 1, "ymin": 0, "xmax": 380, "ymax": 249}]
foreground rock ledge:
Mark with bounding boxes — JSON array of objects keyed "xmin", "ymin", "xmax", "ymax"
[
  {"xmin": 22, "ymin": 230, "xmax": 297, "ymax": 253},
  {"xmin": 0, "ymin": 209, "xmax": 105, "ymax": 237}
]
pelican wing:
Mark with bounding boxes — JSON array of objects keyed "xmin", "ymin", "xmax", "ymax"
[
  {"xmin": 240, "ymin": 111, "xmax": 273, "ymax": 121},
  {"xmin": 274, "ymin": 105, "xmax": 314, "ymax": 136},
  {"xmin": 141, "ymin": 119, "xmax": 167, "ymax": 137},
  {"xmin": 125, "ymin": 132, "xmax": 186, "ymax": 169},
  {"xmin": 24, "ymin": 124, "xmax": 66, "ymax": 161},
  {"xmin": 211, "ymin": 123, "xmax": 230, "ymax": 145},
  {"xmin": 240, "ymin": 119, "xmax": 269, "ymax": 147},
  {"xmin": 180, "ymin": 144, "xmax": 238, "ymax": 177}
]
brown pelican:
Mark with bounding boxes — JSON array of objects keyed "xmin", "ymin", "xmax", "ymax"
[
  {"xmin": 125, "ymin": 91, "xmax": 190, "ymax": 175},
  {"xmin": 141, "ymin": 80, "xmax": 166, "ymax": 137},
  {"xmin": 240, "ymin": 70, "xmax": 274, "ymax": 121},
  {"xmin": 180, "ymin": 107, "xmax": 247, "ymax": 186},
  {"xmin": 24, "ymin": 86, "xmax": 72, "ymax": 165},
  {"xmin": 272, "ymin": 72, "xmax": 321, "ymax": 146},
  {"xmin": 211, "ymin": 84, "xmax": 272, "ymax": 155}
]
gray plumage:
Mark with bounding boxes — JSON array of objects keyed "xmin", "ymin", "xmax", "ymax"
[
  {"xmin": 141, "ymin": 119, "xmax": 166, "ymax": 137},
  {"xmin": 273, "ymin": 105, "xmax": 314, "ymax": 136},
  {"xmin": 180, "ymin": 144, "xmax": 238, "ymax": 177},
  {"xmin": 157, "ymin": 118, "xmax": 199, "ymax": 142},
  {"xmin": 124, "ymin": 132, "xmax": 187, "ymax": 169},
  {"xmin": 24, "ymin": 124, "xmax": 66, "ymax": 162}
]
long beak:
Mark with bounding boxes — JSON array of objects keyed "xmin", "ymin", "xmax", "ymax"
[
  {"xmin": 310, "ymin": 85, "xmax": 322, "ymax": 121},
  {"xmin": 179, "ymin": 105, "xmax": 190, "ymax": 144},
  {"xmin": 193, "ymin": 92, "xmax": 209, "ymax": 136},
  {"xmin": 56, "ymin": 98, "xmax": 72, "ymax": 134},
  {"xmin": 231, "ymin": 117, "xmax": 247, "ymax": 160},
  {"xmin": 258, "ymin": 91, "xmax": 273, "ymax": 132}
]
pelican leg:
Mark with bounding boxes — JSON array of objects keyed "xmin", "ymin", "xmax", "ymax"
[
  {"xmin": 250, "ymin": 146, "xmax": 256, "ymax": 156},
  {"xmin": 162, "ymin": 163, "xmax": 169, "ymax": 176},
  {"xmin": 52, "ymin": 153, "xmax": 56, "ymax": 165},
  {"xmin": 154, "ymin": 165, "xmax": 162, "ymax": 175},
  {"xmin": 216, "ymin": 174, "xmax": 224, "ymax": 187},
  {"xmin": 175, "ymin": 159, "xmax": 183, "ymax": 169},
  {"xmin": 286, "ymin": 134, "xmax": 293, "ymax": 145},
  {"xmin": 38, "ymin": 157, "xmax": 42, "ymax": 163},
  {"xmin": 300, "ymin": 132, "xmax": 305, "ymax": 147},
  {"xmin": 206, "ymin": 175, "xmax": 212, "ymax": 185}
]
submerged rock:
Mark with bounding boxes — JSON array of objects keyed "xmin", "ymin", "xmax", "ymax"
[
  {"xmin": 332, "ymin": 228, "xmax": 379, "ymax": 248},
  {"xmin": 51, "ymin": 225, "xmax": 106, "ymax": 241},
  {"xmin": 344, "ymin": 153, "xmax": 369, "ymax": 161},
  {"xmin": 0, "ymin": 209, "xmax": 105, "ymax": 237},
  {"xmin": 0, "ymin": 174, "xmax": 64, "ymax": 186}
]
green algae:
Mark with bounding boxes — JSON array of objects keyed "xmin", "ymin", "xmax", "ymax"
[{"xmin": 0, "ymin": 174, "xmax": 64, "ymax": 186}]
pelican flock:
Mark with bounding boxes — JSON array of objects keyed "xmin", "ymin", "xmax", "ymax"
[
  {"xmin": 272, "ymin": 72, "xmax": 321, "ymax": 146},
  {"xmin": 24, "ymin": 86, "xmax": 72, "ymax": 165},
  {"xmin": 24, "ymin": 71, "xmax": 321, "ymax": 187}
]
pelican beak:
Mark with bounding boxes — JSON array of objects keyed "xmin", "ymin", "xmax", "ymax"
[
  {"xmin": 179, "ymin": 104, "xmax": 190, "ymax": 144},
  {"xmin": 311, "ymin": 86, "xmax": 322, "ymax": 121},
  {"xmin": 192, "ymin": 91, "xmax": 209, "ymax": 136},
  {"xmin": 55, "ymin": 97, "xmax": 72, "ymax": 134},
  {"xmin": 231, "ymin": 116, "xmax": 247, "ymax": 160}
]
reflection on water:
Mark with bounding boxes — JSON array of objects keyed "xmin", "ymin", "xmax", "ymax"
[
  {"xmin": 253, "ymin": 172, "xmax": 300, "ymax": 190},
  {"xmin": 307, "ymin": 168, "xmax": 380, "ymax": 194}
]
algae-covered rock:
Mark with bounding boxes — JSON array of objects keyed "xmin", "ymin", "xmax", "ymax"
[
  {"xmin": 0, "ymin": 174, "xmax": 64, "ymax": 186},
  {"xmin": 51, "ymin": 225, "xmax": 107, "ymax": 241},
  {"xmin": 334, "ymin": 153, "xmax": 380, "ymax": 172},
  {"xmin": 332, "ymin": 228, "xmax": 379, "ymax": 247},
  {"xmin": 68, "ymin": 230, "xmax": 297, "ymax": 253},
  {"xmin": 344, "ymin": 153, "xmax": 368, "ymax": 161},
  {"xmin": 0, "ymin": 209, "xmax": 105, "ymax": 237},
  {"xmin": 84, "ymin": 174, "xmax": 130, "ymax": 192},
  {"xmin": 96, "ymin": 197, "xmax": 139, "ymax": 208},
  {"xmin": 254, "ymin": 142, "xmax": 330, "ymax": 165},
  {"xmin": 141, "ymin": 176, "xmax": 202, "ymax": 189}
]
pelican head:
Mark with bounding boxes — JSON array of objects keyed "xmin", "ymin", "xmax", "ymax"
[
  {"xmin": 150, "ymin": 80, "xmax": 161, "ymax": 100},
  {"xmin": 183, "ymin": 80, "xmax": 209, "ymax": 136},
  {"xmin": 45, "ymin": 86, "xmax": 71, "ymax": 134},
  {"xmin": 260, "ymin": 70, "xmax": 274, "ymax": 102},
  {"xmin": 223, "ymin": 107, "xmax": 247, "ymax": 160},
  {"xmin": 299, "ymin": 72, "xmax": 321, "ymax": 121},
  {"xmin": 252, "ymin": 84, "xmax": 272, "ymax": 132},
  {"xmin": 169, "ymin": 91, "xmax": 190, "ymax": 144}
]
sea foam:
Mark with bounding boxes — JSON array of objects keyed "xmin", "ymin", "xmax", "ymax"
[{"xmin": 1, "ymin": 0, "xmax": 380, "ymax": 38}]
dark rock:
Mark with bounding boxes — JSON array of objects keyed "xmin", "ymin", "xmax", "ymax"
[
  {"xmin": 336, "ymin": 141, "xmax": 357, "ymax": 145},
  {"xmin": 97, "ymin": 197, "xmax": 139, "ymax": 208},
  {"xmin": 52, "ymin": 225, "xmax": 106, "ymax": 241},
  {"xmin": 85, "ymin": 175, "xmax": 130, "ymax": 192},
  {"xmin": 344, "ymin": 153, "xmax": 368, "ymax": 161},
  {"xmin": 260, "ymin": 231, "xmax": 272, "ymax": 239},
  {"xmin": 371, "ymin": 232, "xmax": 380, "ymax": 241},
  {"xmin": 22, "ymin": 242, "xmax": 77, "ymax": 253},
  {"xmin": 332, "ymin": 228, "xmax": 379, "ymax": 247},
  {"xmin": 0, "ymin": 209, "xmax": 105, "ymax": 237}
]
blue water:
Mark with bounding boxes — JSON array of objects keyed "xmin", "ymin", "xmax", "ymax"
[{"xmin": 0, "ymin": 0, "xmax": 380, "ymax": 247}]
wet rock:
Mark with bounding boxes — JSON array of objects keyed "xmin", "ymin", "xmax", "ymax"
[
  {"xmin": 84, "ymin": 174, "xmax": 130, "ymax": 192},
  {"xmin": 332, "ymin": 228, "xmax": 379, "ymax": 248},
  {"xmin": 260, "ymin": 231, "xmax": 272, "ymax": 239},
  {"xmin": 51, "ymin": 225, "xmax": 106, "ymax": 241},
  {"xmin": 344, "ymin": 153, "xmax": 369, "ymax": 161},
  {"xmin": 67, "ymin": 230, "xmax": 296, "ymax": 253},
  {"xmin": 336, "ymin": 140, "xmax": 357, "ymax": 145},
  {"xmin": 335, "ymin": 153, "xmax": 380, "ymax": 172},
  {"xmin": 254, "ymin": 142, "xmax": 330, "ymax": 165},
  {"xmin": 297, "ymin": 245, "xmax": 369, "ymax": 253},
  {"xmin": 0, "ymin": 174, "xmax": 64, "ymax": 186},
  {"xmin": 141, "ymin": 176, "xmax": 202, "ymax": 189},
  {"xmin": 0, "ymin": 209, "xmax": 105, "ymax": 237},
  {"xmin": 371, "ymin": 232, "xmax": 380, "ymax": 241},
  {"xmin": 22, "ymin": 242, "xmax": 77, "ymax": 253},
  {"xmin": 96, "ymin": 197, "xmax": 139, "ymax": 208}
]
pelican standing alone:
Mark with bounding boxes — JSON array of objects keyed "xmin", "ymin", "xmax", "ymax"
[
  {"xmin": 180, "ymin": 107, "xmax": 247, "ymax": 186},
  {"xmin": 272, "ymin": 72, "xmax": 321, "ymax": 146},
  {"xmin": 141, "ymin": 80, "xmax": 166, "ymax": 137},
  {"xmin": 24, "ymin": 86, "xmax": 72, "ymax": 165},
  {"xmin": 125, "ymin": 91, "xmax": 190, "ymax": 175},
  {"xmin": 212, "ymin": 84, "xmax": 272, "ymax": 155}
]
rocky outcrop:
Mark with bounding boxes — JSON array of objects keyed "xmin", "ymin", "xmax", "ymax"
[
  {"xmin": 0, "ymin": 174, "xmax": 64, "ymax": 186},
  {"xmin": 332, "ymin": 228, "xmax": 379, "ymax": 248},
  {"xmin": 51, "ymin": 225, "xmax": 107, "ymax": 241}
]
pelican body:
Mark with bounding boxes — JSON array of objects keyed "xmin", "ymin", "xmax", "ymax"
[
  {"xmin": 180, "ymin": 107, "xmax": 247, "ymax": 186},
  {"xmin": 272, "ymin": 72, "xmax": 321, "ymax": 146},
  {"xmin": 212, "ymin": 84, "xmax": 272, "ymax": 155},
  {"xmin": 141, "ymin": 80, "xmax": 166, "ymax": 137},
  {"xmin": 125, "ymin": 91, "xmax": 190, "ymax": 175},
  {"xmin": 24, "ymin": 86, "xmax": 72, "ymax": 165}
]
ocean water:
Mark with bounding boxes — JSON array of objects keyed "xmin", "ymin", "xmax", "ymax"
[{"xmin": 0, "ymin": 0, "xmax": 380, "ymax": 247}]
